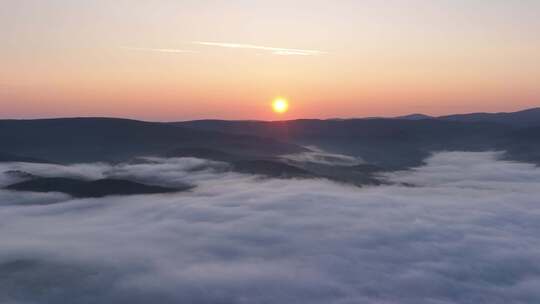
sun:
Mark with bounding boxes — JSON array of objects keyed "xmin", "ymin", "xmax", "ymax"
[{"xmin": 272, "ymin": 98, "xmax": 289, "ymax": 114}]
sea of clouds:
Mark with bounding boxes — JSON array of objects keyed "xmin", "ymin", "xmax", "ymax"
[
  {"xmin": 1, "ymin": 152, "xmax": 540, "ymax": 304},
  {"xmin": 281, "ymin": 146, "xmax": 364, "ymax": 166}
]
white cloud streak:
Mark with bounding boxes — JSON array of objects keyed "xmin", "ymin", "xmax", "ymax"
[
  {"xmin": 281, "ymin": 146, "xmax": 364, "ymax": 166},
  {"xmin": 192, "ymin": 41, "xmax": 326, "ymax": 56},
  {"xmin": 1, "ymin": 152, "xmax": 540, "ymax": 303}
]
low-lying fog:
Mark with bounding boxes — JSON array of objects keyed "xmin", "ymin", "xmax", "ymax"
[{"xmin": 1, "ymin": 152, "xmax": 540, "ymax": 304}]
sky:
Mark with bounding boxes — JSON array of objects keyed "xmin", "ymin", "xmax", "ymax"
[{"xmin": 1, "ymin": 0, "xmax": 539, "ymax": 120}]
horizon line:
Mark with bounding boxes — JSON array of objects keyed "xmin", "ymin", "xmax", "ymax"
[{"xmin": 1, "ymin": 106, "xmax": 538, "ymax": 123}]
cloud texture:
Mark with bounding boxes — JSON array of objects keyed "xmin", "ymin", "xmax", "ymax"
[
  {"xmin": 281, "ymin": 146, "xmax": 364, "ymax": 166},
  {"xmin": 1, "ymin": 152, "xmax": 540, "ymax": 304}
]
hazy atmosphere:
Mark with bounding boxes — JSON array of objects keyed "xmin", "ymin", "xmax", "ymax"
[{"xmin": 2, "ymin": 0, "xmax": 540, "ymax": 120}]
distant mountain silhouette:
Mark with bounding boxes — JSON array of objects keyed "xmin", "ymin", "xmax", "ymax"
[
  {"xmin": 438, "ymin": 108, "xmax": 540, "ymax": 127},
  {"xmin": 0, "ymin": 152, "xmax": 51, "ymax": 163},
  {"xmin": 176, "ymin": 118, "xmax": 510, "ymax": 169},
  {"xmin": 395, "ymin": 114, "xmax": 434, "ymax": 120},
  {"xmin": 498, "ymin": 126, "xmax": 540, "ymax": 164},
  {"xmin": 6, "ymin": 177, "xmax": 186, "ymax": 198},
  {"xmin": 231, "ymin": 160, "xmax": 313, "ymax": 178},
  {"xmin": 2, "ymin": 107, "xmax": 540, "ymax": 175},
  {"xmin": 165, "ymin": 147, "xmax": 245, "ymax": 162},
  {"xmin": 391, "ymin": 108, "xmax": 540, "ymax": 126},
  {"xmin": 0, "ymin": 118, "xmax": 304, "ymax": 163}
]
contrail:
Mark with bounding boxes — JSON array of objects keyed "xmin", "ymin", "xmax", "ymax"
[{"xmin": 192, "ymin": 41, "xmax": 326, "ymax": 56}]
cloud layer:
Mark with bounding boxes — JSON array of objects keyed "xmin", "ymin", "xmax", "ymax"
[
  {"xmin": 1, "ymin": 152, "xmax": 540, "ymax": 303},
  {"xmin": 281, "ymin": 146, "xmax": 364, "ymax": 166}
]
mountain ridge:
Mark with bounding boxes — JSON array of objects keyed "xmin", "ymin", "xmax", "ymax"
[{"xmin": 2, "ymin": 107, "xmax": 539, "ymax": 170}]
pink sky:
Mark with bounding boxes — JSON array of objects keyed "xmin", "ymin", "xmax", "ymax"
[{"xmin": 1, "ymin": 0, "xmax": 539, "ymax": 120}]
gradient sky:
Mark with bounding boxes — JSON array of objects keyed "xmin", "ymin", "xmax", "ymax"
[{"xmin": 1, "ymin": 0, "xmax": 539, "ymax": 120}]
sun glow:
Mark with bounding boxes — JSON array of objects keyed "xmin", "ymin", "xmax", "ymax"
[{"xmin": 272, "ymin": 98, "xmax": 289, "ymax": 114}]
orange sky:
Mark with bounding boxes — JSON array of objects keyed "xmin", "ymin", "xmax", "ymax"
[{"xmin": 1, "ymin": 0, "xmax": 539, "ymax": 120}]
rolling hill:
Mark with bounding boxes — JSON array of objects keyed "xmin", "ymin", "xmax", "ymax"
[{"xmin": 0, "ymin": 118, "xmax": 304, "ymax": 163}]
